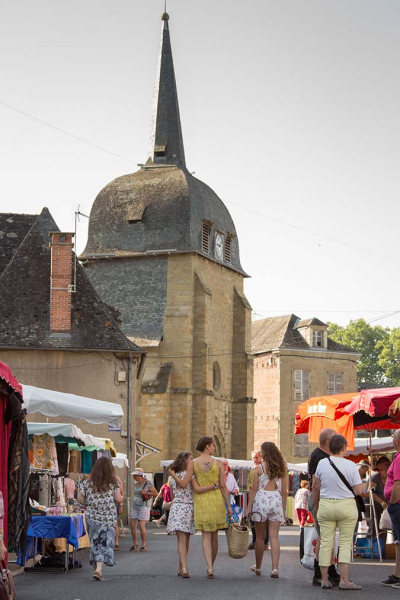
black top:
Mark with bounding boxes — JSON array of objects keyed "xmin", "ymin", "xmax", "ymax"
[{"xmin": 308, "ymin": 447, "xmax": 329, "ymax": 490}]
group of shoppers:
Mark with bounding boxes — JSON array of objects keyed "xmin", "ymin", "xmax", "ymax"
[{"xmin": 77, "ymin": 436, "xmax": 287, "ymax": 581}]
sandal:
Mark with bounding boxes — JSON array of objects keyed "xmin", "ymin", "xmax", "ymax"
[
  {"xmin": 271, "ymin": 569, "xmax": 279, "ymax": 578},
  {"xmin": 129, "ymin": 545, "xmax": 138, "ymax": 551},
  {"xmin": 177, "ymin": 568, "xmax": 183, "ymax": 577},
  {"xmin": 114, "ymin": 544, "xmax": 119, "ymax": 550},
  {"xmin": 93, "ymin": 572, "xmax": 104, "ymax": 582},
  {"xmin": 140, "ymin": 546, "xmax": 148, "ymax": 552},
  {"xmin": 206, "ymin": 568, "xmax": 215, "ymax": 579},
  {"xmin": 182, "ymin": 568, "xmax": 190, "ymax": 578},
  {"xmin": 251, "ymin": 565, "xmax": 261, "ymax": 576}
]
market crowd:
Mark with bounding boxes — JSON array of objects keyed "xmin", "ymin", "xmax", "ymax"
[{"xmin": 3, "ymin": 431, "xmax": 400, "ymax": 590}]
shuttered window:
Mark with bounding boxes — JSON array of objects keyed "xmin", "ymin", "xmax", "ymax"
[
  {"xmin": 202, "ymin": 222, "xmax": 210, "ymax": 254},
  {"xmin": 294, "ymin": 370, "xmax": 310, "ymax": 401},
  {"xmin": 224, "ymin": 237, "xmax": 232, "ymax": 263},
  {"xmin": 327, "ymin": 372, "xmax": 343, "ymax": 395},
  {"xmin": 294, "ymin": 433, "xmax": 310, "ymax": 458}
]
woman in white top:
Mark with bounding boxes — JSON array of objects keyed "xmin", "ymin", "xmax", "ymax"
[
  {"xmin": 245, "ymin": 442, "xmax": 287, "ymax": 578},
  {"xmin": 313, "ymin": 434, "xmax": 363, "ymax": 590}
]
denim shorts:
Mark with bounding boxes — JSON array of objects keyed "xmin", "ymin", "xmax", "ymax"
[{"xmin": 387, "ymin": 503, "xmax": 400, "ymax": 543}]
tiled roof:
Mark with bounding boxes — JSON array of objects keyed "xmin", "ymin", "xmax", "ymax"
[
  {"xmin": 296, "ymin": 317, "xmax": 327, "ymax": 328},
  {"xmin": 252, "ymin": 314, "xmax": 359, "ymax": 355},
  {"xmin": 0, "ymin": 208, "xmax": 142, "ymax": 353}
]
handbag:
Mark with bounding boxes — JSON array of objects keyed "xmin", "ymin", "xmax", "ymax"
[
  {"xmin": 0, "ymin": 561, "xmax": 16, "ymax": 600},
  {"xmin": 328, "ymin": 458, "xmax": 366, "ymax": 520},
  {"xmin": 380, "ymin": 507, "xmax": 392, "ymax": 530}
]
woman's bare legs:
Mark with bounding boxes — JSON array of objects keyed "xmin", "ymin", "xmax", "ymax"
[
  {"xmin": 202, "ymin": 531, "xmax": 213, "ymax": 570},
  {"xmin": 268, "ymin": 520, "xmax": 281, "ymax": 571},
  {"xmin": 130, "ymin": 519, "xmax": 138, "ymax": 547},
  {"xmin": 138, "ymin": 520, "xmax": 147, "ymax": 547},
  {"xmin": 211, "ymin": 531, "xmax": 219, "ymax": 566},
  {"xmin": 95, "ymin": 560, "xmax": 104, "ymax": 575},
  {"xmin": 255, "ymin": 522, "xmax": 267, "ymax": 569},
  {"xmin": 176, "ymin": 531, "xmax": 190, "ymax": 570}
]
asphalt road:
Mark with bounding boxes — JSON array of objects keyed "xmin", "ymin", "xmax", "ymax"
[{"xmin": 14, "ymin": 524, "xmax": 397, "ymax": 600}]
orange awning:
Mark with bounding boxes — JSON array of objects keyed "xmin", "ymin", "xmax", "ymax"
[{"xmin": 295, "ymin": 393, "xmax": 357, "ymax": 450}]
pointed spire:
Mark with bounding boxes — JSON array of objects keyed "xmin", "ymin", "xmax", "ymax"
[{"xmin": 147, "ymin": 12, "xmax": 186, "ymax": 167}]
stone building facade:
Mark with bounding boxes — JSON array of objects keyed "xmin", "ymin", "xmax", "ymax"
[
  {"xmin": 80, "ymin": 13, "xmax": 254, "ymax": 471},
  {"xmin": 253, "ymin": 315, "xmax": 360, "ymax": 462}
]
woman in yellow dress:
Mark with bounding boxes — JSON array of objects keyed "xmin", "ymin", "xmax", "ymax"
[{"xmin": 169, "ymin": 436, "xmax": 232, "ymax": 578}]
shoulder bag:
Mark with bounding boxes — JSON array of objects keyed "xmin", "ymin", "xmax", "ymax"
[
  {"xmin": 328, "ymin": 458, "xmax": 366, "ymax": 521},
  {"xmin": 0, "ymin": 561, "xmax": 15, "ymax": 600}
]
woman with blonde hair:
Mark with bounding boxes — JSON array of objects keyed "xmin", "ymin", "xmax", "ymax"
[
  {"xmin": 169, "ymin": 436, "xmax": 232, "ymax": 579},
  {"xmin": 78, "ymin": 456, "xmax": 123, "ymax": 581},
  {"xmin": 167, "ymin": 451, "xmax": 222, "ymax": 578},
  {"xmin": 245, "ymin": 442, "xmax": 287, "ymax": 578}
]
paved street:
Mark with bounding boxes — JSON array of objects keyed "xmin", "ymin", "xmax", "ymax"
[{"xmin": 14, "ymin": 524, "xmax": 397, "ymax": 600}]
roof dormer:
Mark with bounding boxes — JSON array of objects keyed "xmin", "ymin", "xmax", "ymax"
[{"xmin": 295, "ymin": 318, "xmax": 328, "ymax": 349}]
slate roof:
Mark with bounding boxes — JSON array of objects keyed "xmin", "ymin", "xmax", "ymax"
[
  {"xmin": 296, "ymin": 317, "xmax": 327, "ymax": 328},
  {"xmin": 0, "ymin": 213, "xmax": 36, "ymax": 276},
  {"xmin": 80, "ymin": 13, "xmax": 246, "ymax": 277},
  {"xmin": 252, "ymin": 314, "xmax": 359, "ymax": 355},
  {"xmin": 0, "ymin": 209, "xmax": 142, "ymax": 353}
]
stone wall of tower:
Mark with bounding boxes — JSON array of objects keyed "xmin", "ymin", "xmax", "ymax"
[{"xmin": 137, "ymin": 253, "xmax": 254, "ymax": 473}]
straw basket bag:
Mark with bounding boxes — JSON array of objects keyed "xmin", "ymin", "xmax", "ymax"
[{"xmin": 226, "ymin": 518, "xmax": 250, "ymax": 559}]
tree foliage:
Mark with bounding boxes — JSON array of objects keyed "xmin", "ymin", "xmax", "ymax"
[{"xmin": 327, "ymin": 319, "xmax": 398, "ymax": 385}]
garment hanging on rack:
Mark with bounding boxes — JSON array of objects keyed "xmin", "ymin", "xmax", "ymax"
[
  {"xmin": 81, "ymin": 450, "xmax": 92, "ymax": 475},
  {"xmin": 69, "ymin": 450, "xmax": 81, "ymax": 474},
  {"xmin": 56, "ymin": 443, "xmax": 69, "ymax": 477},
  {"xmin": 31, "ymin": 434, "xmax": 59, "ymax": 474}
]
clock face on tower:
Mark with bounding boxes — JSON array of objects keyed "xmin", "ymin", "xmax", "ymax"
[{"xmin": 214, "ymin": 233, "xmax": 224, "ymax": 261}]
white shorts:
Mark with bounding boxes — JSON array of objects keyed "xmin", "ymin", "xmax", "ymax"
[
  {"xmin": 130, "ymin": 506, "xmax": 150, "ymax": 521},
  {"xmin": 251, "ymin": 490, "xmax": 284, "ymax": 523}
]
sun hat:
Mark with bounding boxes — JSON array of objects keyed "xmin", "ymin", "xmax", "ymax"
[
  {"xmin": 358, "ymin": 460, "xmax": 370, "ymax": 468},
  {"xmin": 131, "ymin": 469, "xmax": 146, "ymax": 477}
]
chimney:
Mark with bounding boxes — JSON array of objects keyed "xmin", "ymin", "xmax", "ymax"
[{"xmin": 49, "ymin": 232, "xmax": 75, "ymax": 333}]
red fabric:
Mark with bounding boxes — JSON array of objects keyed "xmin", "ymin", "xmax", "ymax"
[
  {"xmin": 341, "ymin": 387, "xmax": 400, "ymax": 417},
  {"xmin": 160, "ymin": 484, "xmax": 171, "ymax": 503},
  {"xmin": 0, "ymin": 395, "xmax": 11, "ymax": 559},
  {"xmin": 0, "ymin": 362, "xmax": 23, "ymax": 397},
  {"xmin": 296, "ymin": 508, "xmax": 308, "ymax": 527}
]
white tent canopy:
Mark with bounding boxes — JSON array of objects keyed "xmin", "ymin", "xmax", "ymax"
[
  {"xmin": 27, "ymin": 422, "xmax": 105, "ymax": 450},
  {"xmin": 112, "ymin": 453, "xmax": 129, "ymax": 469},
  {"xmin": 347, "ymin": 436, "xmax": 394, "ymax": 456},
  {"xmin": 22, "ymin": 384, "xmax": 124, "ymax": 427}
]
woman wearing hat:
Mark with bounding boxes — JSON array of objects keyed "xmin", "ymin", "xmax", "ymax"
[{"xmin": 130, "ymin": 468, "xmax": 158, "ymax": 552}]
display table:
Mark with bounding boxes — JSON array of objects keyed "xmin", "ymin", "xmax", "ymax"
[
  {"xmin": 18, "ymin": 514, "xmax": 86, "ymax": 572},
  {"xmin": 54, "ymin": 513, "xmax": 90, "ymax": 552}
]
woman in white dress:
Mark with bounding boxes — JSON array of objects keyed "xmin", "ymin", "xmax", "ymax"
[
  {"xmin": 167, "ymin": 451, "xmax": 218, "ymax": 578},
  {"xmin": 245, "ymin": 442, "xmax": 287, "ymax": 578}
]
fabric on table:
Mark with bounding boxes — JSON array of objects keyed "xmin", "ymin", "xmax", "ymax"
[
  {"xmin": 56, "ymin": 443, "xmax": 69, "ymax": 477},
  {"xmin": 193, "ymin": 459, "xmax": 226, "ymax": 531},
  {"xmin": 81, "ymin": 450, "xmax": 93, "ymax": 475},
  {"xmin": 17, "ymin": 514, "xmax": 85, "ymax": 566}
]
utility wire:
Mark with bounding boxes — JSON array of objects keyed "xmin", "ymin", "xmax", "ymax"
[
  {"xmin": 1, "ymin": 99, "xmax": 400, "ymax": 264},
  {"xmin": 0, "ymin": 100, "xmax": 135, "ymax": 165}
]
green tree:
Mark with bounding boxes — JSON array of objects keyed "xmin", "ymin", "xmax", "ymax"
[
  {"xmin": 377, "ymin": 328, "xmax": 400, "ymax": 386},
  {"xmin": 327, "ymin": 319, "xmax": 390, "ymax": 385}
]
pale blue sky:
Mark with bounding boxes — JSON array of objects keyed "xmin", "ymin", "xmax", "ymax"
[{"xmin": 1, "ymin": 1, "xmax": 400, "ymax": 328}]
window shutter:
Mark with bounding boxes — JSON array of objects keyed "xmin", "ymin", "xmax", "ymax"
[
  {"xmin": 202, "ymin": 223, "xmax": 210, "ymax": 254},
  {"xmin": 224, "ymin": 237, "xmax": 232, "ymax": 263},
  {"xmin": 294, "ymin": 433, "xmax": 310, "ymax": 458},
  {"xmin": 328, "ymin": 372, "xmax": 335, "ymax": 395},
  {"xmin": 294, "ymin": 370, "xmax": 302, "ymax": 400},
  {"xmin": 302, "ymin": 370, "xmax": 310, "ymax": 400},
  {"xmin": 336, "ymin": 372, "xmax": 343, "ymax": 394}
]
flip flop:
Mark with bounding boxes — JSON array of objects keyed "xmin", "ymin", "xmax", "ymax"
[
  {"xmin": 129, "ymin": 545, "xmax": 138, "ymax": 551},
  {"xmin": 140, "ymin": 546, "xmax": 148, "ymax": 552},
  {"xmin": 114, "ymin": 544, "xmax": 119, "ymax": 550},
  {"xmin": 93, "ymin": 572, "xmax": 104, "ymax": 581}
]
